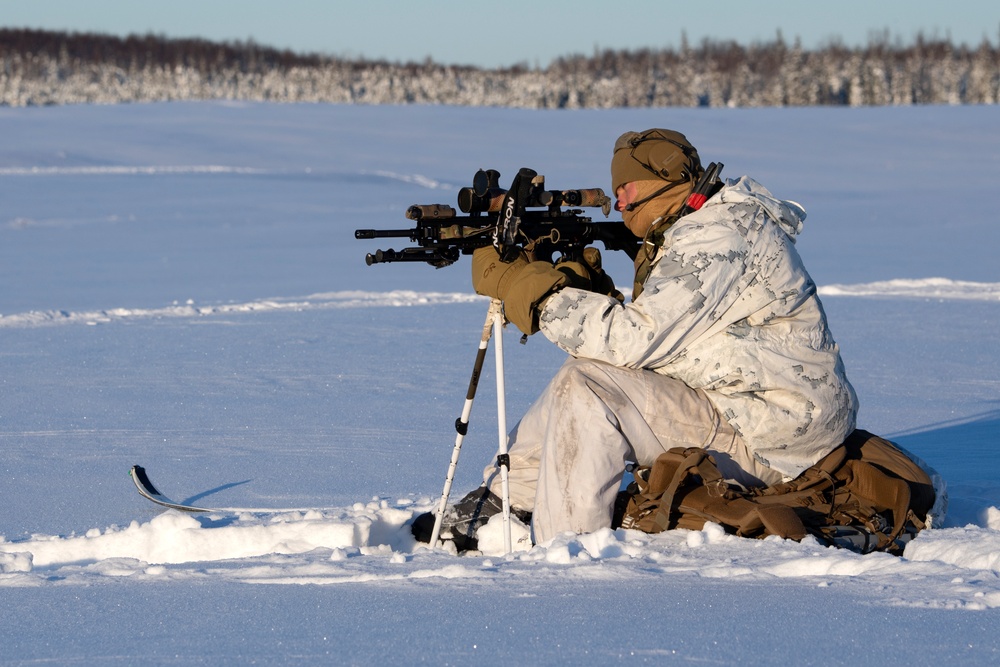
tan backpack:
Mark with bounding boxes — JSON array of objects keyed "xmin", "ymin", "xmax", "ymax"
[{"xmin": 617, "ymin": 430, "xmax": 936, "ymax": 555}]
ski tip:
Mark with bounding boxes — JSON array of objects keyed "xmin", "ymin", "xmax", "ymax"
[
  {"xmin": 128, "ymin": 465, "xmax": 214, "ymax": 512},
  {"xmin": 130, "ymin": 464, "xmax": 161, "ymax": 496}
]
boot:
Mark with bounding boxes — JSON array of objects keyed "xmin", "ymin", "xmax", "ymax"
[{"xmin": 411, "ymin": 485, "xmax": 532, "ymax": 552}]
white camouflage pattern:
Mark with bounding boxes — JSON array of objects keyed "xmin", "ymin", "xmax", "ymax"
[{"xmin": 538, "ymin": 176, "xmax": 858, "ymax": 478}]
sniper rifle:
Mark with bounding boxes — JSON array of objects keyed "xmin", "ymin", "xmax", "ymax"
[{"xmin": 355, "ymin": 168, "xmax": 641, "ymax": 268}]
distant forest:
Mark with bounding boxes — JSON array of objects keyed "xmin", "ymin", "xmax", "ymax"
[{"xmin": 1, "ymin": 28, "xmax": 998, "ymax": 108}]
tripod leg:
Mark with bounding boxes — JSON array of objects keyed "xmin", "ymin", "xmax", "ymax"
[
  {"xmin": 493, "ymin": 302, "xmax": 513, "ymax": 555},
  {"xmin": 427, "ymin": 299, "xmax": 502, "ymax": 550}
]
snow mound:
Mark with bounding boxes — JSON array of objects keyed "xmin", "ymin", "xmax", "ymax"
[
  {"xmin": 4, "ymin": 500, "xmax": 1000, "ymax": 610},
  {"xmin": 0, "ymin": 291, "xmax": 486, "ymax": 328}
]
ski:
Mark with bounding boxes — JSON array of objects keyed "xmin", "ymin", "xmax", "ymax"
[
  {"xmin": 129, "ymin": 464, "xmax": 214, "ymax": 512},
  {"xmin": 128, "ymin": 465, "xmax": 331, "ymax": 515}
]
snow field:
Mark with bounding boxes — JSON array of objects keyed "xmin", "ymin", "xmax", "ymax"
[{"xmin": 1, "ymin": 101, "xmax": 998, "ymax": 664}]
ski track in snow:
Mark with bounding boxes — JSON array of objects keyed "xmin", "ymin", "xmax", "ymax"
[
  {"xmin": 1, "ymin": 278, "xmax": 996, "ymax": 329},
  {"xmin": 0, "ymin": 164, "xmax": 456, "ymax": 190},
  {"xmin": 0, "ymin": 165, "xmax": 273, "ymax": 176},
  {"xmin": 2, "ymin": 500, "xmax": 1000, "ymax": 611}
]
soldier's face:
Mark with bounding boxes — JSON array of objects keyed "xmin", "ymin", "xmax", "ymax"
[{"xmin": 614, "ymin": 182, "xmax": 638, "ymax": 213}]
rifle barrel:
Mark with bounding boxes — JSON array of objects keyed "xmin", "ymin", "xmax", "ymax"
[{"xmin": 355, "ymin": 228, "xmax": 416, "ymax": 240}]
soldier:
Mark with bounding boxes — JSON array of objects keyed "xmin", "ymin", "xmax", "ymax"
[{"xmin": 416, "ymin": 128, "xmax": 858, "ymax": 549}]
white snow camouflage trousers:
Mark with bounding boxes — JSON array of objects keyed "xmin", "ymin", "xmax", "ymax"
[{"xmin": 483, "ymin": 356, "xmax": 785, "ymax": 545}]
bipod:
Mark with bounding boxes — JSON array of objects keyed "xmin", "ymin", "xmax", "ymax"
[{"xmin": 428, "ymin": 298, "xmax": 513, "ymax": 554}]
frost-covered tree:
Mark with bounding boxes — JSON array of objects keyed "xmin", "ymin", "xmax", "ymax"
[{"xmin": 1, "ymin": 28, "xmax": 997, "ymax": 108}]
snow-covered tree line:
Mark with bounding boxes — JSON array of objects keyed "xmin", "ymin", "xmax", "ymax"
[{"xmin": 1, "ymin": 28, "xmax": 998, "ymax": 108}]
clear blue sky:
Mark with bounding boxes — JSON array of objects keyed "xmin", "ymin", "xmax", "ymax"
[{"xmin": 3, "ymin": 0, "xmax": 998, "ymax": 68}]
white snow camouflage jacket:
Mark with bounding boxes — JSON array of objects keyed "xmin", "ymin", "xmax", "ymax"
[{"xmin": 538, "ymin": 176, "xmax": 858, "ymax": 479}]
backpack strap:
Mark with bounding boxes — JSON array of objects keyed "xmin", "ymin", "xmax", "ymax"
[
  {"xmin": 621, "ymin": 448, "xmax": 727, "ymax": 533},
  {"xmin": 841, "ymin": 459, "xmax": 913, "ymax": 550},
  {"xmin": 651, "ymin": 449, "xmax": 721, "ymax": 532},
  {"xmin": 677, "ymin": 489, "xmax": 808, "ymax": 539},
  {"xmin": 753, "ymin": 504, "xmax": 808, "ymax": 540},
  {"xmin": 634, "ymin": 448, "xmax": 808, "ymax": 540},
  {"xmin": 845, "ymin": 430, "xmax": 935, "ymax": 520}
]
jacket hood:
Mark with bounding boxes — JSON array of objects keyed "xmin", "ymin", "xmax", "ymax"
[{"xmin": 716, "ymin": 176, "xmax": 806, "ymax": 240}]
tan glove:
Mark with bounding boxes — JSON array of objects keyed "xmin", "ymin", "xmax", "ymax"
[
  {"xmin": 471, "ymin": 246, "xmax": 571, "ymax": 335},
  {"xmin": 555, "ymin": 247, "xmax": 625, "ymax": 303}
]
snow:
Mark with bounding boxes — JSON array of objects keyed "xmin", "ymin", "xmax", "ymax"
[{"xmin": 1, "ymin": 101, "xmax": 999, "ymax": 664}]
